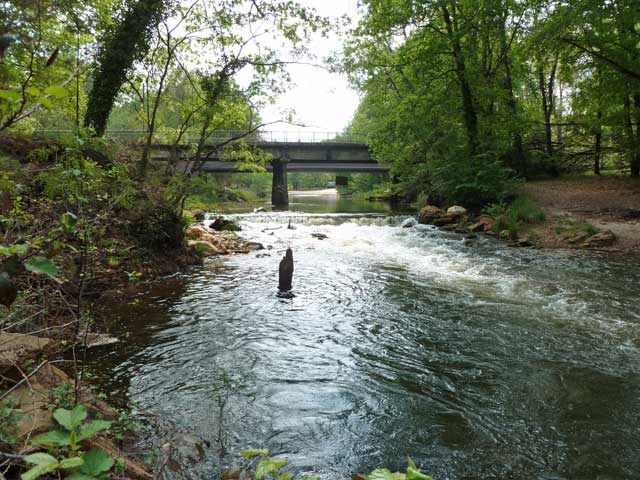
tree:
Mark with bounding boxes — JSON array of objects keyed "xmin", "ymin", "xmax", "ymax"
[{"xmin": 84, "ymin": 0, "xmax": 167, "ymax": 136}]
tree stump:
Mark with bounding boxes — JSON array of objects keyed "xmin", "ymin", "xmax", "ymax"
[{"xmin": 278, "ymin": 248, "xmax": 294, "ymax": 291}]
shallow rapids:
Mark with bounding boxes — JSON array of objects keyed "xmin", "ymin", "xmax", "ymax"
[{"xmin": 89, "ymin": 200, "xmax": 640, "ymax": 480}]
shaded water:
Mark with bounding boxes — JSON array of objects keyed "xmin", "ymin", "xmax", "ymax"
[{"xmin": 90, "ymin": 193, "xmax": 640, "ymax": 480}]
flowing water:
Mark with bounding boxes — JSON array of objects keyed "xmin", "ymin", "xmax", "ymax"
[{"xmin": 90, "ymin": 191, "xmax": 640, "ymax": 480}]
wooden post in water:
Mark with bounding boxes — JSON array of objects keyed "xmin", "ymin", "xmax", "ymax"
[{"xmin": 278, "ymin": 248, "xmax": 294, "ymax": 291}]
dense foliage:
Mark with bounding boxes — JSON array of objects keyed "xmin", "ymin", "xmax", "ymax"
[{"xmin": 343, "ymin": 0, "xmax": 640, "ymax": 206}]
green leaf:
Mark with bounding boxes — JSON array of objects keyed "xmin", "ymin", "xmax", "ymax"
[
  {"xmin": 255, "ymin": 459, "xmax": 275, "ymax": 480},
  {"xmin": 0, "ymin": 243, "xmax": 29, "ymax": 256},
  {"xmin": 39, "ymin": 97, "xmax": 53, "ymax": 109},
  {"xmin": 44, "ymin": 85, "xmax": 68, "ymax": 98},
  {"xmin": 65, "ymin": 474, "xmax": 97, "ymax": 480},
  {"xmin": 407, "ymin": 457, "xmax": 417, "ymax": 471},
  {"xmin": 367, "ymin": 469, "xmax": 395, "ymax": 480},
  {"xmin": 21, "ymin": 453, "xmax": 59, "ymax": 480},
  {"xmin": 24, "ymin": 453, "xmax": 59, "ymax": 465},
  {"xmin": 80, "ymin": 448, "xmax": 114, "ymax": 476},
  {"xmin": 53, "ymin": 405, "xmax": 87, "ymax": 431},
  {"xmin": 77, "ymin": 420, "xmax": 112, "ymax": 441},
  {"xmin": 405, "ymin": 467, "xmax": 432, "ymax": 480},
  {"xmin": 25, "ymin": 86, "xmax": 41, "ymax": 96},
  {"xmin": 61, "ymin": 212, "xmax": 78, "ymax": 233},
  {"xmin": 241, "ymin": 449, "xmax": 269, "ymax": 458},
  {"xmin": 60, "ymin": 457, "xmax": 84, "ymax": 469},
  {"xmin": 33, "ymin": 429, "xmax": 72, "ymax": 446},
  {"xmin": 25, "ymin": 256, "xmax": 59, "ymax": 278},
  {"xmin": 0, "ymin": 89, "xmax": 21, "ymax": 102}
]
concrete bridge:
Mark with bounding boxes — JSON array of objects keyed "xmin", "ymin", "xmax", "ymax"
[
  {"xmin": 149, "ymin": 131, "xmax": 387, "ymax": 207},
  {"xmin": 34, "ymin": 129, "xmax": 387, "ymax": 207}
]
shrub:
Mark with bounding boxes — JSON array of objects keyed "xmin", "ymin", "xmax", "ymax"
[
  {"xmin": 430, "ymin": 153, "xmax": 517, "ymax": 208},
  {"xmin": 484, "ymin": 196, "xmax": 545, "ymax": 238}
]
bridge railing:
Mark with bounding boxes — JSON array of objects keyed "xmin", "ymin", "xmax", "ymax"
[
  {"xmin": 198, "ymin": 130, "xmax": 368, "ymax": 144},
  {"xmin": 32, "ymin": 129, "xmax": 369, "ymax": 145}
]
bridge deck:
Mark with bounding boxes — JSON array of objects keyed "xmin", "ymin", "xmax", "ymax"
[{"xmin": 199, "ymin": 161, "xmax": 388, "ymax": 173}]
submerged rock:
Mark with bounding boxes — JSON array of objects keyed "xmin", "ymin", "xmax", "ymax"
[
  {"xmin": 311, "ymin": 233, "xmax": 328, "ymax": 240},
  {"xmin": 401, "ymin": 217, "xmax": 418, "ymax": 228}
]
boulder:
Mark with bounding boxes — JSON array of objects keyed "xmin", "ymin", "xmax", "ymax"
[
  {"xmin": 401, "ymin": 217, "xmax": 418, "ymax": 228},
  {"xmin": 582, "ymin": 230, "xmax": 616, "ymax": 248},
  {"xmin": 418, "ymin": 205, "xmax": 444, "ymax": 224},
  {"xmin": 447, "ymin": 205, "xmax": 468, "ymax": 217}
]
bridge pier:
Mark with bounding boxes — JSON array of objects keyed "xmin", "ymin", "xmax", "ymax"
[{"xmin": 271, "ymin": 158, "xmax": 289, "ymax": 207}]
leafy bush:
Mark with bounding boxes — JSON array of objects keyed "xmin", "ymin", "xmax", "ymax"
[
  {"xmin": 20, "ymin": 404, "xmax": 114, "ymax": 480},
  {"xmin": 484, "ymin": 196, "xmax": 545, "ymax": 238},
  {"xmin": 430, "ymin": 154, "xmax": 517, "ymax": 208}
]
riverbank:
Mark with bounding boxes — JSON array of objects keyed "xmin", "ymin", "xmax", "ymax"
[
  {"xmin": 414, "ymin": 176, "xmax": 640, "ymax": 255},
  {"xmin": 522, "ymin": 176, "xmax": 640, "ymax": 253}
]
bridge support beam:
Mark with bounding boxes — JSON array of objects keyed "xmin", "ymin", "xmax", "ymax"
[{"xmin": 271, "ymin": 159, "xmax": 289, "ymax": 207}]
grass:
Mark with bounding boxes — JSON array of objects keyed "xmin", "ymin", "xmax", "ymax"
[
  {"xmin": 555, "ymin": 221, "xmax": 600, "ymax": 240},
  {"xmin": 485, "ymin": 196, "xmax": 546, "ymax": 239}
]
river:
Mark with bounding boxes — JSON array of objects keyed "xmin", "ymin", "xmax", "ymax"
[{"xmin": 89, "ymin": 190, "xmax": 640, "ymax": 480}]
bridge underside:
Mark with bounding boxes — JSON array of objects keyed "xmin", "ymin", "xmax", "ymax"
[
  {"xmin": 150, "ymin": 141, "xmax": 386, "ymax": 206},
  {"xmin": 199, "ymin": 161, "xmax": 388, "ymax": 173}
]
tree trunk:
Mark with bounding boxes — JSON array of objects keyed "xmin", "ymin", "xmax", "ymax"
[
  {"xmin": 633, "ymin": 94, "xmax": 640, "ymax": 177},
  {"xmin": 278, "ymin": 248, "xmax": 294, "ymax": 291},
  {"xmin": 500, "ymin": 20, "xmax": 526, "ymax": 175},
  {"xmin": 594, "ymin": 110, "xmax": 602, "ymax": 176},
  {"xmin": 441, "ymin": 2, "xmax": 479, "ymax": 156},
  {"xmin": 624, "ymin": 95, "xmax": 639, "ymax": 177},
  {"xmin": 537, "ymin": 60, "xmax": 557, "ymax": 158}
]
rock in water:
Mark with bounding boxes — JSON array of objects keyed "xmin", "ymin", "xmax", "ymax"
[
  {"xmin": 278, "ymin": 248, "xmax": 294, "ymax": 291},
  {"xmin": 401, "ymin": 217, "xmax": 418, "ymax": 228}
]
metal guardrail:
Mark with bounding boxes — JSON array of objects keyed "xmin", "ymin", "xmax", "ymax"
[{"xmin": 32, "ymin": 129, "xmax": 369, "ymax": 145}]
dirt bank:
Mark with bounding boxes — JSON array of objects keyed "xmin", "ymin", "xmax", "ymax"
[{"xmin": 522, "ymin": 177, "xmax": 640, "ymax": 253}]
